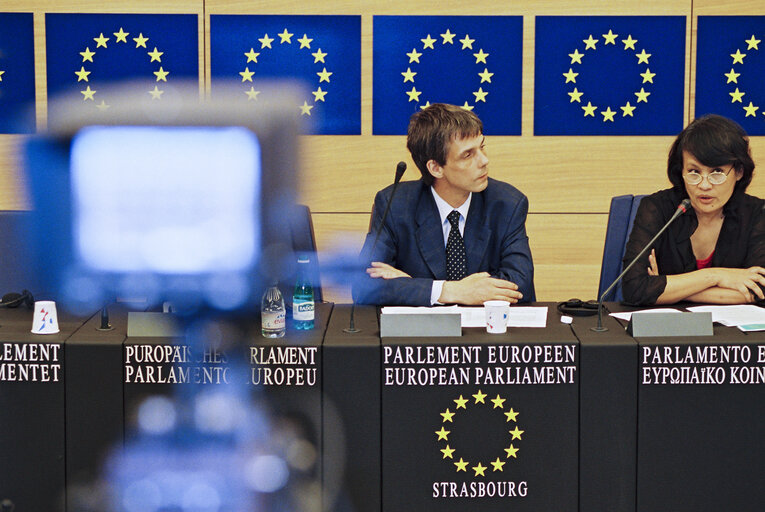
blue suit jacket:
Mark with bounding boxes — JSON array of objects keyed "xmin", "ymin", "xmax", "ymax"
[{"xmin": 354, "ymin": 178, "xmax": 535, "ymax": 305}]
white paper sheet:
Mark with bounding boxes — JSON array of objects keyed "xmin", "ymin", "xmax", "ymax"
[
  {"xmin": 686, "ymin": 304, "xmax": 765, "ymax": 327},
  {"xmin": 609, "ymin": 308, "xmax": 684, "ymax": 321}
]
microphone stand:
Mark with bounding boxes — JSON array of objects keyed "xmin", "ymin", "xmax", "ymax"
[
  {"xmin": 344, "ymin": 161, "xmax": 407, "ymax": 333},
  {"xmin": 591, "ymin": 199, "xmax": 690, "ymax": 332}
]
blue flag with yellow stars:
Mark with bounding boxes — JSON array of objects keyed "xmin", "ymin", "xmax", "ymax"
[
  {"xmin": 45, "ymin": 13, "xmax": 198, "ymax": 126},
  {"xmin": 696, "ymin": 17, "xmax": 765, "ymax": 135},
  {"xmin": 210, "ymin": 15, "xmax": 361, "ymax": 135},
  {"xmin": 373, "ymin": 16, "xmax": 522, "ymax": 135},
  {"xmin": 0, "ymin": 12, "xmax": 36, "ymax": 133},
  {"xmin": 534, "ymin": 16, "xmax": 685, "ymax": 135}
]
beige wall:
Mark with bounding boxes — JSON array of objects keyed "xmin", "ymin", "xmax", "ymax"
[{"xmin": 2, "ymin": 0, "xmax": 764, "ymax": 302}]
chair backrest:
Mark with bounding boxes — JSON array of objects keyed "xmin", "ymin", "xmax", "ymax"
[
  {"xmin": 289, "ymin": 204, "xmax": 322, "ymax": 302},
  {"xmin": 0, "ymin": 210, "xmax": 46, "ymax": 298},
  {"xmin": 597, "ymin": 195, "xmax": 645, "ymax": 302}
]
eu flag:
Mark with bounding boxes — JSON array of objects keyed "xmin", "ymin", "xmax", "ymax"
[
  {"xmin": 45, "ymin": 14, "xmax": 198, "ymax": 126},
  {"xmin": 534, "ymin": 16, "xmax": 685, "ymax": 135},
  {"xmin": 373, "ymin": 16, "xmax": 522, "ymax": 135},
  {"xmin": 0, "ymin": 13, "xmax": 35, "ymax": 133},
  {"xmin": 210, "ymin": 15, "xmax": 361, "ymax": 135},
  {"xmin": 696, "ymin": 17, "xmax": 765, "ymax": 135}
]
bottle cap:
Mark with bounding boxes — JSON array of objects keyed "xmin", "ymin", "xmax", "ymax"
[{"xmin": 298, "ymin": 257, "xmax": 310, "ymax": 263}]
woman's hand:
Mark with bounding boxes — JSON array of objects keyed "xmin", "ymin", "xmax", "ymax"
[
  {"xmin": 647, "ymin": 249, "xmax": 659, "ymax": 276},
  {"xmin": 712, "ymin": 266, "xmax": 765, "ymax": 302}
]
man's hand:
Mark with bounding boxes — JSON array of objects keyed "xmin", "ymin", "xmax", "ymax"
[
  {"xmin": 366, "ymin": 261, "xmax": 411, "ymax": 279},
  {"xmin": 438, "ymin": 272, "xmax": 523, "ymax": 305}
]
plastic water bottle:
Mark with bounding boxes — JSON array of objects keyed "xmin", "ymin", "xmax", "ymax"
[
  {"xmin": 293, "ymin": 257, "xmax": 315, "ymax": 330},
  {"xmin": 261, "ymin": 284, "xmax": 286, "ymax": 338}
]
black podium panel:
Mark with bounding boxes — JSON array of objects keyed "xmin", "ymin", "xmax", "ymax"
[
  {"xmin": 636, "ymin": 327, "xmax": 765, "ymax": 512},
  {"xmin": 571, "ymin": 309, "xmax": 638, "ymax": 512},
  {"xmin": 381, "ymin": 309, "xmax": 579, "ymax": 512},
  {"xmin": 0, "ymin": 308, "xmax": 84, "ymax": 512},
  {"xmin": 64, "ymin": 305, "xmax": 127, "ymax": 507},
  {"xmin": 323, "ymin": 305, "xmax": 381, "ymax": 512}
]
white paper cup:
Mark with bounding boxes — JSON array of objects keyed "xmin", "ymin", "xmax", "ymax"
[
  {"xmin": 31, "ymin": 300, "xmax": 59, "ymax": 335},
  {"xmin": 484, "ymin": 300, "xmax": 510, "ymax": 334}
]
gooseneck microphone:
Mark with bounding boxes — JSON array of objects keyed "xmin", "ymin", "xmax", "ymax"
[
  {"xmin": 345, "ymin": 161, "xmax": 407, "ymax": 334},
  {"xmin": 591, "ymin": 198, "xmax": 691, "ymax": 332}
]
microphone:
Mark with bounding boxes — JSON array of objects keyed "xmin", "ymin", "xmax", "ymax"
[
  {"xmin": 591, "ymin": 198, "xmax": 691, "ymax": 332},
  {"xmin": 345, "ymin": 161, "xmax": 407, "ymax": 333}
]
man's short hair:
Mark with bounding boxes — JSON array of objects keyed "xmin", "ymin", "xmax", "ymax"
[{"xmin": 406, "ymin": 103, "xmax": 483, "ymax": 186}]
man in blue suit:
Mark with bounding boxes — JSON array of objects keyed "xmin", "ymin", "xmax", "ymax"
[{"xmin": 354, "ymin": 103, "xmax": 535, "ymax": 306}]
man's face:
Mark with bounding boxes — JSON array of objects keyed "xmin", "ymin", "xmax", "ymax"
[{"xmin": 429, "ymin": 133, "xmax": 489, "ymax": 205}]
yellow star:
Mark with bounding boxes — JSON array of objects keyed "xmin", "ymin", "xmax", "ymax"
[
  {"xmin": 583, "ymin": 34, "xmax": 598, "ymax": 50},
  {"xmin": 582, "ymin": 101, "xmax": 597, "ymax": 116},
  {"xmin": 440, "ymin": 29, "xmax": 456, "ymax": 44},
  {"xmin": 435, "ymin": 426, "xmax": 450, "ymax": 441},
  {"xmin": 509, "ymin": 426, "xmax": 524, "ymax": 440},
  {"xmin": 278, "ymin": 28, "xmax": 293, "ymax": 44},
  {"xmin": 133, "ymin": 33, "xmax": 148, "ymax": 48},
  {"xmin": 603, "ymin": 29, "xmax": 618, "ymax": 45},
  {"xmin": 730, "ymin": 87, "xmax": 745, "ymax": 103},
  {"xmin": 472, "ymin": 463, "xmax": 487, "ymax": 477},
  {"xmin": 725, "ymin": 68, "xmax": 740, "ymax": 84},
  {"xmin": 80, "ymin": 47, "xmax": 95, "ymax": 62},
  {"xmin": 312, "ymin": 48, "xmax": 327, "ymax": 63},
  {"xmin": 491, "ymin": 457, "xmax": 506, "ymax": 471},
  {"xmin": 568, "ymin": 87, "xmax": 583, "ymax": 103},
  {"xmin": 0, "ymin": 70, "xmax": 3, "ymax": 81},
  {"xmin": 421, "ymin": 34, "xmax": 436, "ymax": 49},
  {"xmin": 473, "ymin": 87, "xmax": 488, "ymax": 103},
  {"xmin": 478, "ymin": 68, "xmax": 493, "ymax": 83},
  {"xmin": 153, "ymin": 67, "xmax": 169, "ymax": 82},
  {"xmin": 504, "ymin": 408, "xmax": 519, "ymax": 422},
  {"xmin": 636, "ymin": 49, "xmax": 651, "ymax": 64},
  {"xmin": 244, "ymin": 49, "xmax": 260, "ymax": 63},
  {"xmin": 491, "ymin": 394, "xmax": 505, "ymax": 409},
  {"xmin": 459, "ymin": 34, "xmax": 475, "ymax": 49},
  {"xmin": 312, "ymin": 86, "xmax": 327, "ymax": 102},
  {"xmin": 743, "ymin": 102, "xmax": 759, "ymax": 117},
  {"xmin": 454, "ymin": 458, "xmax": 469, "ymax": 472},
  {"xmin": 407, "ymin": 48, "xmax": 422, "ymax": 63},
  {"xmin": 454, "ymin": 395, "xmax": 469, "ymax": 409},
  {"xmin": 148, "ymin": 47, "xmax": 163, "ymax": 63},
  {"xmin": 460, "ymin": 101, "xmax": 474, "ymax": 111},
  {"xmin": 259, "ymin": 33, "xmax": 274, "ymax": 49},
  {"xmin": 562, "ymin": 68, "xmax": 578, "ymax": 83},
  {"xmin": 240, "ymin": 67, "xmax": 255, "ymax": 82},
  {"xmin": 731, "ymin": 49, "xmax": 746, "ymax": 64},
  {"xmin": 148, "ymin": 86, "xmax": 163, "ymax": 99},
  {"xmin": 601, "ymin": 106, "xmax": 616, "ymax": 122},
  {"xmin": 420, "ymin": 101, "xmax": 431, "ymax": 110},
  {"xmin": 81, "ymin": 86, "xmax": 96, "ymax": 101},
  {"xmin": 635, "ymin": 88, "xmax": 650, "ymax": 103},
  {"xmin": 401, "ymin": 67, "xmax": 416, "ymax": 82},
  {"xmin": 440, "ymin": 445, "xmax": 455, "ymax": 459},
  {"xmin": 746, "ymin": 35, "xmax": 761, "ymax": 50},
  {"xmin": 472, "ymin": 390, "xmax": 487, "ymax": 404},
  {"xmin": 113, "ymin": 28, "xmax": 129, "ymax": 43},
  {"xmin": 317, "ymin": 67, "xmax": 332, "ymax": 83},
  {"xmin": 298, "ymin": 34, "xmax": 313, "ymax": 49},
  {"xmin": 74, "ymin": 66, "xmax": 90, "ymax": 82},
  {"xmin": 406, "ymin": 86, "xmax": 422, "ymax": 103},
  {"xmin": 299, "ymin": 101, "xmax": 313, "ymax": 116},
  {"xmin": 640, "ymin": 68, "xmax": 656, "ymax": 83},
  {"xmin": 93, "ymin": 33, "xmax": 109, "ymax": 48},
  {"xmin": 504, "ymin": 444, "xmax": 519, "ymax": 458},
  {"xmin": 95, "ymin": 100, "xmax": 109, "ymax": 111},
  {"xmin": 473, "ymin": 49, "xmax": 489, "ymax": 64},
  {"xmin": 622, "ymin": 35, "xmax": 637, "ymax": 50},
  {"xmin": 440, "ymin": 407, "xmax": 454, "ymax": 422},
  {"xmin": 569, "ymin": 49, "xmax": 584, "ymax": 64},
  {"xmin": 245, "ymin": 87, "xmax": 260, "ymax": 101},
  {"xmin": 621, "ymin": 101, "xmax": 636, "ymax": 117}
]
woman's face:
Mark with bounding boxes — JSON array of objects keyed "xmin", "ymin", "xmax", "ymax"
[{"xmin": 682, "ymin": 151, "xmax": 742, "ymax": 217}]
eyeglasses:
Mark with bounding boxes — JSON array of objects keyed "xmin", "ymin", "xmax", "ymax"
[{"xmin": 682, "ymin": 166, "xmax": 735, "ymax": 186}]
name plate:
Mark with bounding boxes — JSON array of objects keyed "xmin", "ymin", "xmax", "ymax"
[
  {"xmin": 380, "ymin": 313, "xmax": 462, "ymax": 337},
  {"xmin": 627, "ymin": 311, "xmax": 713, "ymax": 337}
]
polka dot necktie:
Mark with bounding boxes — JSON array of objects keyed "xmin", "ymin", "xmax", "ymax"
[{"xmin": 446, "ymin": 210, "xmax": 467, "ymax": 281}]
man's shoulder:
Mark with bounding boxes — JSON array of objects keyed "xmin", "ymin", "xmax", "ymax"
[
  {"xmin": 482, "ymin": 177, "xmax": 528, "ymax": 204},
  {"xmin": 376, "ymin": 179, "xmax": 427, "ymax": 203}
]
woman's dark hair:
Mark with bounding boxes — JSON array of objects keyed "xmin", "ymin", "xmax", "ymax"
[{"xmin": 667, "ymin": 114, "xmax": 755, "ymax": 193}]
